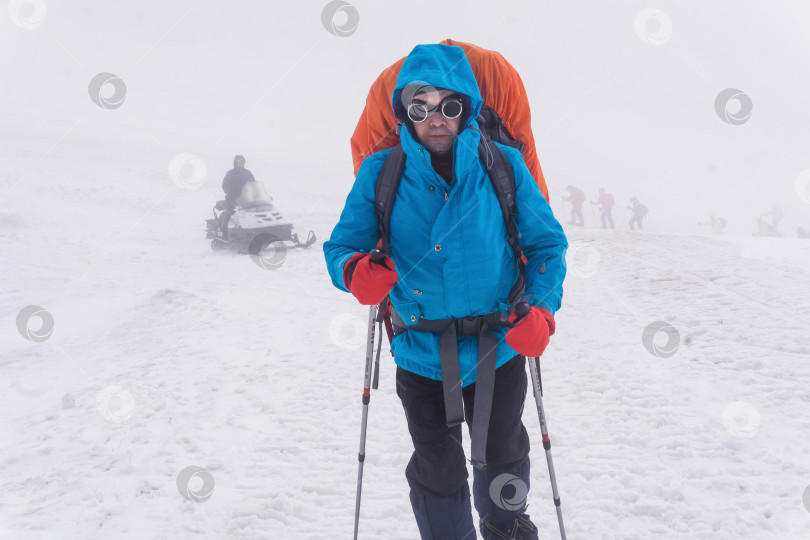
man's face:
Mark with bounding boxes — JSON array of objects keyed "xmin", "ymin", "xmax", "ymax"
[
  {"xmin": 410, "ymin": 88, "xmax": 463, "ymax": 157},
  {"xmin": 237, "ymin": 159, "xmax": 246, "ymax": 169}
]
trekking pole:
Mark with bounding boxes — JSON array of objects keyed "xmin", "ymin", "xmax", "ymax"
[
  {"xmin": 354, "ymin": 249, "xmax": 386, "ymax": 540},
  {"xmin": 516, "ymin": 303, "xmax": 567, "ymax": 540}
]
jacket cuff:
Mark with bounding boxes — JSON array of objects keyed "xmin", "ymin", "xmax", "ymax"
[
  {"xmin": 342, "ymin": 253, "xmax": 366, "ymax": 289},
  {"xmin": 535, "ymin": 300, "xmax": 554, "ymax": 316}
]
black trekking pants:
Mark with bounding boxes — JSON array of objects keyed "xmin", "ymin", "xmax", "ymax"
[{"xmin": 396, "ymin": 354, "xmax": 531, "ymax": 497}]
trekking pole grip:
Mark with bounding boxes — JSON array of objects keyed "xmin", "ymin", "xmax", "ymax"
[
  {"xmin": 515, "ymin": 302, "xmax": 531, "ymax": 318},
  {"xmin": 369, "ymin": 248, "xmax": 386, "ymax": 265}
]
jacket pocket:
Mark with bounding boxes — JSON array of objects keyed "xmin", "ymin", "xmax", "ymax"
[{"xmin": 391, "ymin": 300, "xmax": 422, "ymax": 326}]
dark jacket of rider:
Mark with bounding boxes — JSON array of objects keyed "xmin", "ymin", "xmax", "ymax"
[{"xmin": 222, "ymin": 155, "xmax": 256, "ymax": 202}]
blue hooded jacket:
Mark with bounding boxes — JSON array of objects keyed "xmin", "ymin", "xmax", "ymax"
[{"xmin": 324, "ymin": 44, "xmax": 567, "ymax": 384}]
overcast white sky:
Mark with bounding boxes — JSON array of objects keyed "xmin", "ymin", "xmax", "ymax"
[{"xmin": 2, "ymin": 0, "xmax": 809, "ymax": 235}]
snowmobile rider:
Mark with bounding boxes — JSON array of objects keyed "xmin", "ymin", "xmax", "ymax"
[
  {"xmin": 222, "ymin": 155, "xmax": 256, "ymax": 205},
  {"xmin": 219, "ymin": 155, "xmax": 256, "ymax": 239},
  {"xmin": 324, "ymin": 44, "xmax": 567, "ymax": 540}
]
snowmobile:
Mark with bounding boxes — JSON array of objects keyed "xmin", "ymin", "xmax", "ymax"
[{"xmin": 205, "ymin": 181, "xmax": 316, "ymax": 255}]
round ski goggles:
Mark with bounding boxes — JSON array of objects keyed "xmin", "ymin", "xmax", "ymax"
[{"xmin": 407, "ymin": 94, "xmax": 464, "ymax": 123}]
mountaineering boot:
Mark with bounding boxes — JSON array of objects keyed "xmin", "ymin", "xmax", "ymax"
[
  {"xmin": 409, "ymin": 483, "xmax": 477, "ymax": 539},
  {"xmin": 480, "ymin": 507, "xmax": 538, "ymax": 540},
  {"xmin": 473, "ymin": 457, "xmax": 538, "ymax": 539}
]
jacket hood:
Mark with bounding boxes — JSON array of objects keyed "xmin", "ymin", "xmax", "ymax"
[
  {"xmin": 391, "ymin": 44, "xmax": 483, "ymax": 136},
  {"xmin": 233, "ymin": 155, "xmax": 245, "ymax": 167}
]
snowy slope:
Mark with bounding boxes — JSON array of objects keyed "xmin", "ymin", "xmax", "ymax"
[
  {"xmin": 3, "ymin": 198, "xmax": 810, "ymax": 539},
  {"xmin": 3, "ymin": 1, "xmax": 810, "ymax": 539}
]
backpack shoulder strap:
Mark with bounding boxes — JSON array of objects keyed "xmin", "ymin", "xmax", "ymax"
[
  {"xmin": 477, "ymin": 105, "xmax": 525, "ymax": 153},
  {"xmin": 479, "ymin": 138, "xmax": 519, "ymax": 258},
  {"xmin": 478, "ymin": 137, "xmax": 526, "ymax": 304},
  {"xmin": 375, "ymin": 145, "xmax": 406, "ymax": 255}
]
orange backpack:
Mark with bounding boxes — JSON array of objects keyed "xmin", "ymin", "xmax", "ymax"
[{"xmin": 350, "ymin": 39, "xmax": 549, "ymax": 201}]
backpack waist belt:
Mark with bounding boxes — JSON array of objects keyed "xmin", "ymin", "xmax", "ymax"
[{"xmin": 392, "ymin": 309, "xmax": 512, "ymax": 470}]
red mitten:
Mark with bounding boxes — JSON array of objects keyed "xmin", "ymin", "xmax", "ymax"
[
  {"xmin": 343, "ymin": 253, "xmax": 398, "ymax": 305},
  {"xmin": 505, "ymin": 306, "xmax": 556, "ymax": 357}
]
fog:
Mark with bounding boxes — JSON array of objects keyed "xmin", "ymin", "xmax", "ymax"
[
  {"xmin": 3, "ymin": 1, "xmax": 809, "ymax": 237},
  {"xmin": 2, "ymin": 3, "xmax": 810, "ymax": 538}
]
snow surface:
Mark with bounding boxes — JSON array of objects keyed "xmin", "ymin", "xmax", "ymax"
[{"xmin": 2, "ymin": 1, "xmax": 810, "ymax": 539}]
